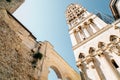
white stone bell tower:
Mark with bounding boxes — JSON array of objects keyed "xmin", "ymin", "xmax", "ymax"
[{"xmin": 66, "ymin": 3, "xmax": 120, "ymax": 80}]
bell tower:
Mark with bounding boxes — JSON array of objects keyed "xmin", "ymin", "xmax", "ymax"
[
  {"xmin": 65, "ymin": 3, "xmax": 107, "ymax": 48},
  {"xmin": 0, "ymin": 0, "xmax": 25, "ymax": 13},
  {"xmin": 66, "ymin": 3, "xmax": 120, "ymax": 80}
]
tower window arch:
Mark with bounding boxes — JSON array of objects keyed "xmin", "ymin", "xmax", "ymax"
[
  {"xmin": 88, "ymin": 18, "xmax": 100, "ymax": 32},
  {"xmin": 78, "ymin": 26, "xmax": 86, "ymax": 40},
  {"xmin": 110, "ymin": 35, "xmax": 119, "ymax": 42},
  {"xmin": 88, "ymin": 18, "xmax": 93, "ymax": 23},
  {"xmin": 89, "ymin": 47, "xmax": 95, "ymax": 54},
  {"xmin": 83, "ymin": 22, "xmax": 94, "ymax": 36},
  {"xmin": 78, "ymin": 53, "xmax": 85, "ymax": 59},
  {"xmin": 74, "ymin": 29, "xmax": 81, "ymax": 43},
  {"xmin": 111, "ymin": 59, "xmax": 119, "ymax": 68},
  {"xmin": 98, "ymin": 42, "xmax": 105, "ymax": 49}
]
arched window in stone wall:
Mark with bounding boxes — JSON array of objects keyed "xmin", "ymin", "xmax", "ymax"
[
  {"xmin": 74, "ymin": 29, "xmax": 81, "ymax": 43},
  {"xmin": 78, "ymin": 26, "xmax": 86, "ymax": 40},
  {"xmin": 98, "ymin": 42, "xmax": 106, "ymax": 49},
  {"xmin": 83, "ymin": 22, "xmax": 94, "ymax": 36},
  {"xmin": 88, "ymin": 18, "xmax": 100, "ymax": 32},
  {"xmin": 109, "ymin": 35, "xmax": 119, "ymax": 43},
  {"xmin": 78, "ymin": 53, "xmax": 85, "ymax": 59},
  {"xmin": 89, "ymin": 47, "xmax": 95, "ymax": 54}
]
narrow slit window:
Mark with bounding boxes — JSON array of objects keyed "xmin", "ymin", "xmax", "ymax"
[{"xmin": 111, "ymin": 59, "xmax": 119, "ymax": 68}]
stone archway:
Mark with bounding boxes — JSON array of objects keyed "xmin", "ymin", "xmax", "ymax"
[
  {"xmin": 48, "ymin": 65, "xmax": 62, "ymax": 80},
  {"xmin": 0, "ymin": 9, "xmax": 80, "ymax": 80},
  {"xmin": 37, "ymin": 41, "xmax": 81, "ymax": 80}
]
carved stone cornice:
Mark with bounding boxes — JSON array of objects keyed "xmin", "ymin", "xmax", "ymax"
[{"xmin": 107, "ymin": 42, "xmax": 120, "ymax": 56}]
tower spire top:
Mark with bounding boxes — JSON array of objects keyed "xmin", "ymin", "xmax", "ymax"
[{"xmin": 65, "ymin": 3, "xmax": 89, "ymax": 28}]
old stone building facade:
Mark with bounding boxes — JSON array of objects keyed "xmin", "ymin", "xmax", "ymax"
[
  {"xmin": 0, "ymin": 0, "xmax": 81, "ymax": 80},
  {"xmin": 66, "ymin": 3, "xmax": 120, "ymax": 80}
]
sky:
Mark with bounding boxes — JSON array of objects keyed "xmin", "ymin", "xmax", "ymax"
[{"xmin": 13, "ymin": 0, "xmax": 112, "ymax": 80}]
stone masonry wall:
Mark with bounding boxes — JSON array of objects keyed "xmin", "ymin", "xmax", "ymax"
[
  {"xmin": 0, "ymin": 20, "xmax": 36, "ymax": 80},
  {"xmin": 0, "ymin": 4, "xmax": 81, "ymax": 80},
  {"xmin": 0, "ymin": 0, "xmax": 24, "ymax": 13}
]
